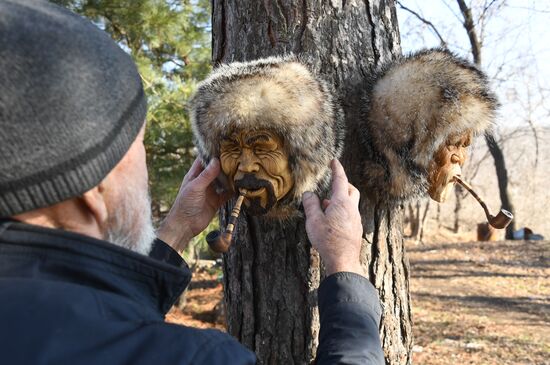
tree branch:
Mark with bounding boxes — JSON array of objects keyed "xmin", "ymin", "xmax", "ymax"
[
  {"xmin": 396, "ymin": 1, "xmax": 448, "ymax": 48},
  {"xmin": 456, "ymin": 0, "xmax": 482, "ymax": 65}
]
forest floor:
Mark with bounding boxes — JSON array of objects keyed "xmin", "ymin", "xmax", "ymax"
[
  {"xmin": 408, "ymin": 238, "xmax": 549, "ymax": 365},
  {"xmin": 166, "ymin": 238, "xmax": 549, "ymax": 365}
]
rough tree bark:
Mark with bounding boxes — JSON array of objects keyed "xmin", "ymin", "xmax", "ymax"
[{"xmin": 212, "ymin": 1, "xmax": 411, "ymax": 364}]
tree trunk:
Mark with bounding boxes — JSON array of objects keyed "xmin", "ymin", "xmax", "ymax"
[
  {"xmin": 213, "ymin": 1, "xmax": 411, "ymax": 364},
  {"xmin": 453, "ymin": 185, "xmax": 462, "ymax": 233},
  {"xmin": 436, "ymin": 203, "xmax": 442, "ymax": 229},
  {"xmin": 418, "ymin": 200, "xmax": 430, "ymax": 244},
  {"xmin": 456, "ymin": 0, "xmax": 516, "ymax": 241},
  {"xmin": 485, "ymin": 133, "xmax": 516, "ymax": 239},
  {"xmin": 407, "ymin": 202, "xmax": 420, "ymax": 238}
]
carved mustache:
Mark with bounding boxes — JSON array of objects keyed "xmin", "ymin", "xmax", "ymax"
[{"xmin": 234, "ymin": 174, "xmax": 273, "ymax": 191}]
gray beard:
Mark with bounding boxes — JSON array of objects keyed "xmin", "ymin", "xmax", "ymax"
[{"xmin": 105, "ymin": 183, "xmax": 156, "ymax": 255}]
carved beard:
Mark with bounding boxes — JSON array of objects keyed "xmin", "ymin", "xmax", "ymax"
[
  {"xmin": 235, "ymin": 174, "xmax": 277, "ymax": 215},
  {"xmin": 428, "ymin": 162, "xmax": 462, "ymax": 203}
]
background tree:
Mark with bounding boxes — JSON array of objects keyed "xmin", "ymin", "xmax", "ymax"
[
  {"xmin": 456, "ymin": 0, "xmax": 516, "ymax": 239},
  {"xmin": 51, "ymin": 0, "xmax": 211, "ymax": 217},
  {"xmin": 213, "ymin": 1, "xmax": 411, "ymax": 364},
  {"xmin": 51, "ymin": 0, "xmax": 218, "ymax": 258},
  {"xmin": 405, "ymin": 198, "xmax": 430, "ymax": 243}
]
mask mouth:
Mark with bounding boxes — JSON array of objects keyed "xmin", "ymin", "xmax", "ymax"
[
  {"xmin": 234, "ymin": 174, "xmax": 277, "ymax": 215},
  {"xmin": 243, "ymin": 187, "xmax": 266, "ymax": 198}
]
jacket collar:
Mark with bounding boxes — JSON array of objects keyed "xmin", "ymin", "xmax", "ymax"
[{"xmin": 0, "ymin": 219, "xmax": 191, "ymax": 315}]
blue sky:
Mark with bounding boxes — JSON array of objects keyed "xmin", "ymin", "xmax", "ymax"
[{"xmin": 396, "ymin": 0, "xmax": 550, "ymax": 128}]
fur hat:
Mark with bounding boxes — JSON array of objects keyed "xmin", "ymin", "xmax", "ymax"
[
  {"xmin": 362, "ymin": 48, "xmax": 498, "ymax": 202},
  {"xmin": 190, "ymin": 55, "xmax": 345, "ymax": 216}
]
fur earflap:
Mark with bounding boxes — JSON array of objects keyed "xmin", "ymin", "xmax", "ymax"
[
  {"xmin": 190, "ymin": 55, "xmax": 345, "ymax": 216},
  {"xmin": 362, "ymin": 48, "xmax": 498, "ymax": 202}
]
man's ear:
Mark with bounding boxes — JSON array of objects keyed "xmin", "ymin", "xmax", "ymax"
[{"xmin": 80, "ymin": 182, "xmax": 109, "ymax": 227}]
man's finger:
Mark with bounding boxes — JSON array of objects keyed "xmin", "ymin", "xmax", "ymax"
[
  {"xmin": 322, "ymin": 199, "xmax": 331, "ymax": 211},
  {"xmin": 302, "ymin": 191, "xmax": 323, "ymax": 220},
  {"xmin": 331, "ymin": 159, "xmax": 349, "ymax": 200},
  {"xmin": 195, "ymin": 158, "xmax": 220, "ymax": 187},
  {"xmin": 348, "ymin": 183, "xmax": 360, "ymax": 207},
  {"xmin": 182, "ymin": 158, "xmax": 204, "ymax": 184}
]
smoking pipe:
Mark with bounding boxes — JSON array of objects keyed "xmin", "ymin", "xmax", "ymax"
[
  {"xmin": 453, "ymin": 176, "xmax": 513, "ymax": 229},
  {"xmin": 206, "ymin": 189, "xmax": 247, "ymax": 253}
]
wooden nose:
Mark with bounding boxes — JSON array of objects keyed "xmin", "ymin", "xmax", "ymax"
[{"xmin": 237, "ymin": 150, "xmax": 260, "ymax": 173}]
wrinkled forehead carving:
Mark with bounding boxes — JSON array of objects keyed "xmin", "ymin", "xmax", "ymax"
[
  {"xmin": 446, "ymin": 132, "xmax": 472, "ymax": 148},
  {"xmin": 222, "ymin": 129, "xmax": 286, "ymax": 149}
]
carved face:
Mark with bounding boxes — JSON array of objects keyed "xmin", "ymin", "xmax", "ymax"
[
  {"xmin": 427, "ymin": 132, "xmax": 472, "ymax": 203},
  {"xmin": 220, "ymin": 129, "xmax": 293, "ymax": 215}
]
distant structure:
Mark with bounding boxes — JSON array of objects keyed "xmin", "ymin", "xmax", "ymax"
[{"xmin": 477, "ymin": 222, "xmax": 499, "ymax": 241}]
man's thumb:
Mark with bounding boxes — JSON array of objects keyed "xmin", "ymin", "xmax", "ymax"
[
  {"xmin": 196, "ymin": 158, "xmax": 220, "ymax": 187},
  {"xmin": 302, "ymin": 191, "xmax": 323, "ymax": 219}
]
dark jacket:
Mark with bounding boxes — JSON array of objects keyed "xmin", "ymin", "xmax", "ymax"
[{"xmin": 0, "ymin": 219, "xmax": 383, "ymax": 364}]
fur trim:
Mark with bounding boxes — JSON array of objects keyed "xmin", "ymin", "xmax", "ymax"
[
  {"xmin": 190, "ymin": 55, "xmax": 345, "ymax": 216},
  {"xmin": 362, "ymin": 48, "xmax": 498, "ymax": 202}
]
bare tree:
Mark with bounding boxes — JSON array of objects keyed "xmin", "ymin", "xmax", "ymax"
[
  {"xmin": 456, "ymin": 0, "xmax": 516, "ymax": 239},
  {"xmin": 406, "ymin": 198, "xmax": 430, "ymax": 243}
]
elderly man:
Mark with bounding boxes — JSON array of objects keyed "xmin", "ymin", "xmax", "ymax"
[{"xmin": 0, "ymin": 1, "xmax": 382, "ymax": 364}]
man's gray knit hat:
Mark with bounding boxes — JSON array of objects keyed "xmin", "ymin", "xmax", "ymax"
[{"xmin": 0, "ymin": 0, "xmax": 147, "ymax": 217}]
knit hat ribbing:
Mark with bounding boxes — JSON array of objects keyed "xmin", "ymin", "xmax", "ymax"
[{"xmin": 0, "ymin": 0, "xmax": 147, "ymax": 217}]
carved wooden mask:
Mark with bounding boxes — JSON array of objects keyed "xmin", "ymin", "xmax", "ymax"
[
  {"xmin": 220, "ymin": 129, "xmax": 294, "ymax": 215},
  {"xmin": 427, "ymin": 132, "xmax": 472, "ymax": 202}
]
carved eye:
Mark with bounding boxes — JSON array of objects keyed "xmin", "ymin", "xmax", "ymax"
[
  {"xmin": 451, "ymin": 154, "xmax": 461, "ymax": 164},
  {"xmin": 221, "ymin": 146, "xmax": 241, "ymax": 157}
]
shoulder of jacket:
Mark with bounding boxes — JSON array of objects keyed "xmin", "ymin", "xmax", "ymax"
[{"xmin": 142, "ymin": 321, "xmax": 255, "ymax": 364}]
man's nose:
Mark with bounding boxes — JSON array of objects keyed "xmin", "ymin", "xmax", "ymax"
[{"xmin": 237, "ymin": 149, "xmax": 260, "ymax": 173}]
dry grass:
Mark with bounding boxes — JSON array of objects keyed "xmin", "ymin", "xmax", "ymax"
[
  {"xmin": 165, "ymin": 267, "xmax": 226, "ymax": 330},
  {"xmin": 408, "ymin": 238, "xmax": 549, "ymax": 365}
]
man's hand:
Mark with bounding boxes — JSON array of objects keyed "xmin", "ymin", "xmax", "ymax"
[
  {"xmin": 157, "ymin": 158, "xmax": 232, "ymax": 252},
  {"xmin": 302, "ymin": 160, "xmax": 363, "ymax": 276}
]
